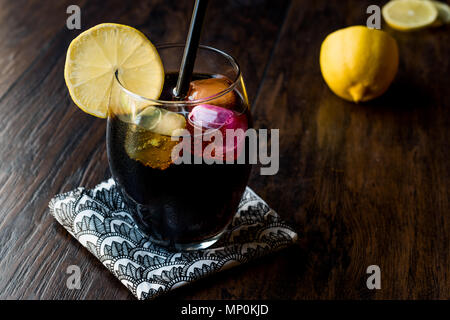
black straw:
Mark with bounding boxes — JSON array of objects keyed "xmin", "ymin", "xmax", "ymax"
[{"xmin": 174, "ymin": 0, "xmax": 209, "ymax": 99}]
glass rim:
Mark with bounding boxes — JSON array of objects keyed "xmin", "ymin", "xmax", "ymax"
[{"xmin": 114, "ymin": 43, "xmax": 241, "ymax": 105}]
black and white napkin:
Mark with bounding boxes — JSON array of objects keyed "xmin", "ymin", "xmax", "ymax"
[{"xmin": 49, "ymin": 179, "xmax": 297, "ymax": 299}]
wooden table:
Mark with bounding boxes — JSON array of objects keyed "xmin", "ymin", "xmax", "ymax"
[{"xmin": 0, "ymin": 0, "xmax": 448, "ymax": 300}]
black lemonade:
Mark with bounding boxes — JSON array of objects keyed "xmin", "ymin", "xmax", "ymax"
[{"xmin": 107, "ymin": 72, "xmax": 252, "ymax": 249}]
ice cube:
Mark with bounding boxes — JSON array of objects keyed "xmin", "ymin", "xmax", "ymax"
[
  {"xmin": 188, "ymin": 104, "xmax": 234, "ymax": 129},
  {"xmin": 135, "ymin": 106, "xmax": 162, "ymax": 130},
  {"xmin": 153, "ymin": 110, "xmax": 186, "ymax": 136},
  {"xmin": 188, "ymin": 104, "xmax": 248, "ymax": 161},
  {"xmin": 187, "ymin": 77, "xmax": 237, "ymax": 108},
  {"xmin": 136, "ymin": 106, "xmax": 186, "ymax": 136}
]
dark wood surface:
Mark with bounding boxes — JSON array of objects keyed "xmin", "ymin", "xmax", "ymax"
[{"xmin": 0, "ymin": 0, "xmax": 448, "ymax": 300}]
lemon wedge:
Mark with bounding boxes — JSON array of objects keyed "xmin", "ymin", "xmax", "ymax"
[
  {"xmin": 382, "ymin": 0, "xmax": 438, "ymax": 31},
  {"xmin": 64, "ymin": 23, "xmax": 164, "ymax": 118}
]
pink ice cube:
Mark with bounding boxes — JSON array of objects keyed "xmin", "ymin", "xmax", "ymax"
[
  {"xmin": 188, "ymin": 104, "xmax": 231, "ymax": 129},
  {"xmin": 187, "ymin": 104, "xmax": 248, "ymax": 161},
  {"xmin": 188, "ymin": 104, "xmax": 247, "ymax": 131}
]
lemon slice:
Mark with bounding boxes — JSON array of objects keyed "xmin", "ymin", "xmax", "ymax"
[
  {"xmin": 382, "ymin": 0, "xmax": 438, "ymax": 31},
  {"xmin": 64, "ymin": 23, "xmax": 164, "ymax": 118}
]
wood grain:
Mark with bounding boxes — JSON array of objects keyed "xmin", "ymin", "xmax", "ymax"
[
  {"xmin": 0, "ymin": 0, "xmax": 448, "ymax": 300},
  {"xmin": 0, "ymin": 0, "xmax": 86, "ymax": 98},
  {"xmin": 247, "ymin": 0, "xmax": 450, "ymax": 299}
]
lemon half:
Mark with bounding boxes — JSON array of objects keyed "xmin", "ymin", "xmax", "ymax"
[
  {"xmin": 382, "ymin": 0, "xmax": 438, "ymax": 31},
  {"xmin": 64, "ymin": 23, "xmax": 164, "ymax": 118}
]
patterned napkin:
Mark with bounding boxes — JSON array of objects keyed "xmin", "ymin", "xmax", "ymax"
[{"xmin": 49, "ymin": 179, "xmax": 297, "ymax": 299}]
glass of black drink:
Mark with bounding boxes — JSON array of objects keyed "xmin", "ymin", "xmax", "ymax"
[{"xmin": 107, "ymin": 45, "xmax": 252, "ymax": 250}]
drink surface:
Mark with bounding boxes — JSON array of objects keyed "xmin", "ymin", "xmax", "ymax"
[{"xmin": 107, "ymin": 73, "xmax": 252, "ymax": 247}]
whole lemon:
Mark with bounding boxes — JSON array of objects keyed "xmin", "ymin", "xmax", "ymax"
[{"xmin": 320, "ymin": 26, "xmax": 399, "ymax": 103}]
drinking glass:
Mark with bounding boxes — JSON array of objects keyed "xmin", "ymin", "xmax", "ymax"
[{"xmin": 106, "ymin": 44, "xmax": 252, "ymax": 250}]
